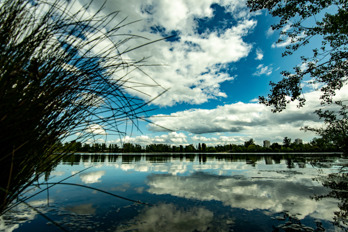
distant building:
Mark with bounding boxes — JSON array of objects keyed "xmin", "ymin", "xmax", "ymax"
[
  {"xmin": 263, "ymin": 140, "xmax": 270, "ymax": 148},
  {"xmin": 295, "ymin": 139, "xmax": 303, "ymax": 145}
]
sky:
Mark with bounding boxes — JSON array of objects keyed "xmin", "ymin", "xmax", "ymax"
[{"xmin": 65, "ymin": 0, "xmax": 347, "ymax": 147}]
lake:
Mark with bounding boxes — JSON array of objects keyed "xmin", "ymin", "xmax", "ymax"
[{"xmin": 1, "ymin": 153, "xmax": 347, "ymax": 231}]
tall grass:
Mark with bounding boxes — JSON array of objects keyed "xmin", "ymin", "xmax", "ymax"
[{"xmin": 0, "ymin": 0, "xmax": 162, "ymax": 212}]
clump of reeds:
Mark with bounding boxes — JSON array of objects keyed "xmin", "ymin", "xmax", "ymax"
[{"xmin": 0, "ymin": 0, "xmax": 161, "ymax": 212}]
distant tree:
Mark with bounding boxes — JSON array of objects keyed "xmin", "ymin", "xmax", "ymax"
[
  {"xmin": 110, "ymin": 144, "xmax": 119, "ymax": 153},
  {"xmin": 215, "ymin": 145, "xmax": 225, "ymax": 152},
  {"xmin": 230, "ymin": 145, "xmax": 246, "ymax": 152},
  {"xmin": 303, "ymin": 102, "xmax": 348, "ymax": 152},
  {"xmin": 310, "ymin": 137, "xmax": 336, "ymax": 151},
  {"xmin": 283, "ymin": 137, "xmax": 291, "ymax": 148},
  {"xmin": 184, "ymin": 144, "xmax": 195, "ymax": 152},
  {"xmin": 172, "ymin": 146, "xmax": 177, "ymax": 152},
  {"xmin": 179, "ymin": 145, "xmax": 184, "ymax": 152},
  {"xmin": 101, "ymin": 143, "xmax": 107, "ymax": 152},
  {"xmin": 291, "ymin": 142, "xmax": 304, "ymax": 152},
  {"xmin": 201, "ymin": 143, "xmax": 207, "ymax": 152},
  {"xmin": 146, "ymin": 144, "xmax": 171, "ymax": 152},
  {"xmin": 123, "ymin": 143, "xmax": 134, "ymax": 153},
  {"xmin": 82, "ymin": 143, "xmax": 91, "ymax": 152},
  {"xmin": 262, "ymin": 146, "xmax": 273, "ymax": 152},
  {"xmin": 134, "ymin": 144, "xmax": 142, "ymax": 152},
  {"xmin": 281, "ymin": 146, "xmax": 293, "ymax": 152},
  {"xmin": 271, "ymin": 142, "xmax": 281, "ymax": 151},
  {"xmin": 244, "ymin": 139, "xmax": 255, "ymax": 147},
  {"xmin": 247, "ymin": 144, "xmax": 257, "ymax": 152},
  {"xmin": 93, "ymin": 143, "xmax": 102, "ymax": 152},
  {"xmin": 247, "ymin": 0, "xmax": 348, "ymax": 153}
]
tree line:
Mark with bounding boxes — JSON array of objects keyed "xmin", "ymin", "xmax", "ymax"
[{"xmin": 61, "ymin": 137, "xmax": 340, "ymax": 153}]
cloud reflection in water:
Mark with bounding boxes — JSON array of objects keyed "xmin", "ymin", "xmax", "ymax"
[
  {"xmin": 79, "ymin": 171, "xmax": 106, "ymax": 184},
  {"xmin": 146, "ymin": 172, "xmax": 339, "ymax": 221},
  {"xmin": 0, "ymin": 199, "xmax": 52, "ymax": 232},
  {"xmin": 116, "ymin": 203, "xmax": 222, "ymax": 232}
]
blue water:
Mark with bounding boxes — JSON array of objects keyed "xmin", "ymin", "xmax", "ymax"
[{"xmin": 1, "ymin": 154, "xmax": 347, "ymax": 231}]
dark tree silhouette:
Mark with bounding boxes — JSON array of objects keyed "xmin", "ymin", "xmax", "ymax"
[
  {"xmin": 247, "ymin": 0, "xmax": 348, "ymax": 153},
  {"xmin": 283, "ymin": 137, "xmax": 291, "ymax": 147}
]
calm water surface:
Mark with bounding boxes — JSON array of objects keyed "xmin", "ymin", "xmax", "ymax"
[{"xmin": 1, "ymin": 153, "xmax": 347, "ymax": 231}]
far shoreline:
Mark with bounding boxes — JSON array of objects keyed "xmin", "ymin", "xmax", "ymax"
[{"xmin": 72, "ymin": 152, "xmax": 345, "ymax": 156}]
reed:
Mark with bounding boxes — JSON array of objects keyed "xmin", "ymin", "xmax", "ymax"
[{"xmin": 0, "ymin": 0, "xmax": 162, "ymax": 212}]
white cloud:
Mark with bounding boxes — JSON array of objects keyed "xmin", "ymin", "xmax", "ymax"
[
  {"xmin": 192, "ymin": 135, "xmax": 218, "ymax": 142},
  {"xmin": 147, "ymin": 101, "xmax": 321, "ymax": 143},
  {"xmin": 271, "ymin": 37, "xmax": 292, "ymax": 48},
  {"xmin": 85, "ymin": 138, "xmax": 106, "ymax": 144},
  {"xmin": 191, "ymin": 135, "xmax": 250, "ymax": 145},
  {"xmin": 253, "ymin": 64, "xmax": 273, "ymax": 76},
  {"xmin": 98, "ymin": 86, "xmax": 348, "ymax": 146},
  {"xmin": 85, "ymin": 124, "xmax": 107, "ymax": 135},
  {"xmin": 255, "ymin": 48, "xmax": 263, "ymax": 60},
  {"xmin": 266, "ymin": 27, "xmax": 274, "ymax": 37},
  {"xmin": 112, "ymin": 132, "xmax": 188, "ymax": 146},
  {"xmin": 79, "ymin": 171, "xmax": 105, "ymax": 184},
  {"xmin": 147, "ymin": 86, "xmax": 348, "ymax": 144},
  {"xmin": 303, "ymin": 79, "xmax": 324, "ymax": 91},
  {"xmin": 299, "ymin": 62, "xmax": 309, "ymax": 72},
  {"xmin": 271, "ymin": 23, "xmax": 305, "ymax": 48},
  {"xmin": 74, "ymin": 0, "xmax": 257, "ymax": 106}
]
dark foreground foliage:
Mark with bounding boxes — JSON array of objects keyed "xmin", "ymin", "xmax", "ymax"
[{"xmin": 0, "ymin": 0, "xmax": 160, "ymax": 212}]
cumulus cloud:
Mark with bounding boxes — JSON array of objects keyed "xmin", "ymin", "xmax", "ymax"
[
  {"xmin": 255, "ymin": 48, "xmax": 264, "ymax": 60},
  {"xmin": 58, "ymin": 0, "xmax": 348, "ymax": 146},
  {"xmin": 253, "ymin": 64, "xmax": 273, "ymax": 76},
  {"xmin": 146, "ymin": 86, "xmax": 348, "ymax": 144},
  {"xmin": 112, "ymin": 132, "xmax": 188, "ymax": 146},
  {"xmin": 101, "ymin": 85, "xmax": 348, "ymax": 146},
  {"xmin": 148, "ymin": 101, "xmax": 319, "ymax": 134},
  {"xmin": 78, "ymin": 0, "xmax": 257, "ymax": 106},
  {"xmin": 85, "ymin": 124, "xmax": 107, "ymax": 135},
  {"xmin": 191, "ymin": 135, "xmax": 247, "ymax": 145}
]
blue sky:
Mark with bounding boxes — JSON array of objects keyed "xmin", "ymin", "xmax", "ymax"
[{"xmin": 66, "ymin": 0, "xmax": 347, "ymax": 146}]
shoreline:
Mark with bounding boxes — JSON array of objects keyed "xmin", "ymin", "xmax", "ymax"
[{"xmin": 72, "ymin": 152, "xmax": 345, "ymax": 156}]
